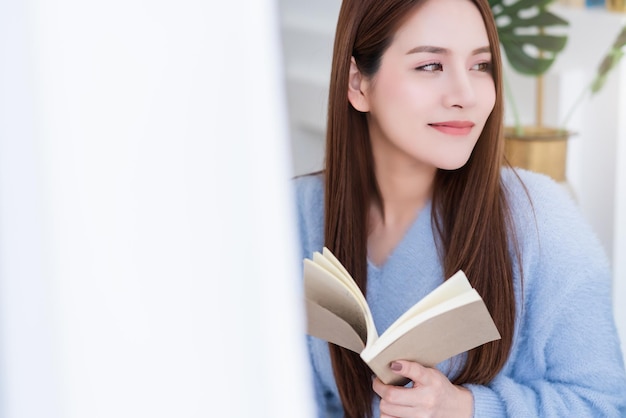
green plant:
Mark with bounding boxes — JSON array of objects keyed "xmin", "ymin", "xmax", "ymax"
[
  {"xmin": 489, "ymin": 0, "xmax": 569, "ymax": 75},
  {"xmin": 489, "ymin": 0, "xmax": 626, "ymax": 135},
  {"xmin": 489, "ymin": 0, "xmax": 569, "ymax": 132},
  {"xmin": 560, "ymin": 25, "xmax": 626, "ymax": 127}
]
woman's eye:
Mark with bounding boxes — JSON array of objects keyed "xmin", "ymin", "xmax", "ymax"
[
  {"xmin": 472, "ymin": 62, "xmax": 492, "ymax": 72},
  {"xmin": 416, "ymin": 62, "xmax": 443, "ymax": 72}
]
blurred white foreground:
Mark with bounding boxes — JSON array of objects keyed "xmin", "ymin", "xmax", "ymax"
[{"xmin": 0, "ymin": 1, "xmax": 314, "ymax": 417}]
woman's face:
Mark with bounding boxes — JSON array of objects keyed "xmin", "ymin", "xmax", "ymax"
[{"xmin": 350, "ymin": 0, "xmax": 496, "ymax": 171}]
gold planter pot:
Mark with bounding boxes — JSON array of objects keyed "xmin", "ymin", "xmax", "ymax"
[
  {"xmin": 607, "ymin": 0, "xmax": 626, "ymax": 13},
  {"xmin": 504, "ymin": 126, "xmax": 572, "ymax": 182}
]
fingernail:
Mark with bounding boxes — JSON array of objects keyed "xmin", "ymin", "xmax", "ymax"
[{"xmin": 390, "ymin": 361, "xmax": 402, "ymax": 371}]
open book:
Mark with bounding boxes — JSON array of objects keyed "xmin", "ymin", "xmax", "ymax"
[{"xmin": 304, "ymin": 247, "xmax": 501, "ymax": 386}]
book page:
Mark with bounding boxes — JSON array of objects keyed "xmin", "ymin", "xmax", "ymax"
[
  {"xmin": 361, "ymin": 296, "xmax": 500, "ymax": 385},
  {"xmin": 367, "ymin": 289, "xmax": 483, "ymax": 355},
  {"xmin": 312, "ymin": 252, "xmax": 363, "ymax": 302},
  {"xmin": 381, "ymin": 271, "xmax": 472, "ymax": 340},
  {"xmin": 305, "ymin": 299, "xmax": 365, "ymax": 353},
  {"xmin": 304, "ymin": 259, "xmax": 371, "ymax": 346}
]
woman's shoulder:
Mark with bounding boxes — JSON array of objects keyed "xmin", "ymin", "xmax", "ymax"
[
  {"xmin": 501, "ymin": 167, "xmax": 609, "ymax": 274},
  {"xmin": 501, "ymin": 166, "xmax": 550, "ymax": 190},
  {"xmin": 293, "ymin": 172, "xmax": 324, "ymax": 211},
  {"xmin": 293, "ymin": 172, "xmax": 323, "ymax": 192},
  {"xmin": 500, "ymin": 167, "xmax": 583, "ymax": 229},
  {"xmin": 292, "ymin": 172, "xmax": 325, "ymax": 258}
]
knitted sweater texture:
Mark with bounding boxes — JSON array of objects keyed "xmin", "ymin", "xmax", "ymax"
[{"xmin": 294, "ymin": 168, "xmax": 626, "ymax": 417}]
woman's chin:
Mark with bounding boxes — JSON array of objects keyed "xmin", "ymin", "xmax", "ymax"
[{"xmin": 436, "ymin": 155, "xmax": 473, "ymax": 171}]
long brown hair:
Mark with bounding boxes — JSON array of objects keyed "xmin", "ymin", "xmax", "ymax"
[{"xmin": 323, "ymin": 0, "xmax": 516, "ymax": 417}]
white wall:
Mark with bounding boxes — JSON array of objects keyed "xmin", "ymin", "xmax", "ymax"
[
  {"xmin": 0, "ymin": 1, "xmax": 314, "ymax": 417},
  {"xmin": 279, "ymin": 0, "xmax": 339, "ymax": 175},
  {"xmin": 612, "ymin": 54, "xmax": 626, "ymax": 366}
]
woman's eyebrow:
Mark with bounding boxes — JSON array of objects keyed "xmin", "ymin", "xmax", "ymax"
[{"xmin": 406, "ymin": 45, "xmax": 491, "ymax": 55}]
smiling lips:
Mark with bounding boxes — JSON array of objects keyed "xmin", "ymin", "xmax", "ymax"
[{"xmin": 429, "ymin": 121, "xmax": 475, "ymax": 136}]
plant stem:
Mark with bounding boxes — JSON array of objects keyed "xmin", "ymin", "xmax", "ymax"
[
  {"xmin": 536, "ymin": 75, "xmax": 543, "ymax": 127},
  {"xmin": 503, "ymin": 73, "xmax": 522, "ymax": 135}
]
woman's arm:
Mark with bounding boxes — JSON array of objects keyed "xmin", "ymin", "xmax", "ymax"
[{"xmin": 466, "ymin": 170, "xmax": 626, "ymax": 417}]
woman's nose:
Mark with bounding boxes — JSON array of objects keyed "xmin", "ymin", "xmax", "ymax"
[{"xmin": 443, "ymin": 68, "xmax": 477, "ymax": 109}]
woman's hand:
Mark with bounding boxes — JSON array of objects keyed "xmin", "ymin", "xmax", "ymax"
[{"xmin": 372, "ymin": 360, "xmax": 473, "ymax": 418}]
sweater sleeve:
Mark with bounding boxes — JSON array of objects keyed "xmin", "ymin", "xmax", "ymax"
[
  {"xmin": 307, "ymin": 337, "xmax": 331, "ymax": 418},
  {"xmin": 466, "ymin": 170, "xmax": 626, "ymax": 417},
  {"xmin": 467, "ymin": 277, "xmax": 626, "ymax": 417}
]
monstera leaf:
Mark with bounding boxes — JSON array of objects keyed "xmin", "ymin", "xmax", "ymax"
[{"xmin": 489, "ymin": 0, "xmax": 569, "ymax": 76}]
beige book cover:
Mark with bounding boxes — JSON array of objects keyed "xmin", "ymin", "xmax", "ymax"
[{"xmin": 303, "ymin": 247, "xmax": 501, "ymax": 386}]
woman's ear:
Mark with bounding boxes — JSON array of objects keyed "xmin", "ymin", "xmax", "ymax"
[{"xmin": 347, "ymin": 57, "xmax": 370, "ymax": 112}]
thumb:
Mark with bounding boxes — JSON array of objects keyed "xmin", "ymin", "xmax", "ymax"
[{"xmin": 390, "ymin": 360, "xmax": 428, "ymax": 385}]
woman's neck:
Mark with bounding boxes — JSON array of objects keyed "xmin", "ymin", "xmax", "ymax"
[{"xmin": 368, "ymin": 153, "xmax": 436, "ymax": 266}]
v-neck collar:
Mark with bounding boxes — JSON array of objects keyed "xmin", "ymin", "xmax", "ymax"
[{"xmin": 367, "ymin": 201, "xmax": 432, "ymax": 272}]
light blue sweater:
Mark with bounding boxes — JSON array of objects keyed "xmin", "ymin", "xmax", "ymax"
[{"xmin": 294, "ymin": 168, "xmax": 626, "ymax": 417}]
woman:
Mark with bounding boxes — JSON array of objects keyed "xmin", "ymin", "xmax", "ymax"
[{"xmin": 293, "ymin": 0, "xmax": 626, "ymax": 416}]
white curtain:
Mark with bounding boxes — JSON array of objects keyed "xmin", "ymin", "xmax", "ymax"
[{"xmin": 0, "ymin": 1, "xmax": 314, "ymax": 417}]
